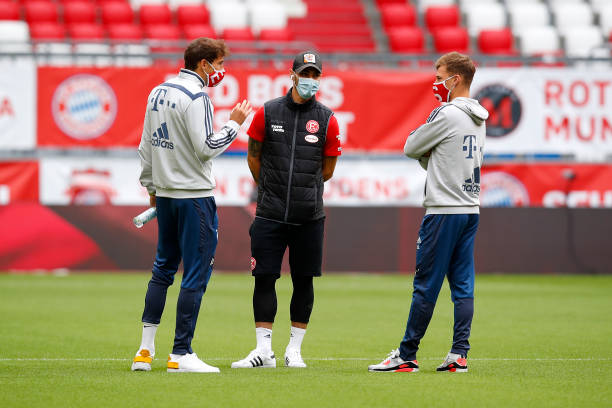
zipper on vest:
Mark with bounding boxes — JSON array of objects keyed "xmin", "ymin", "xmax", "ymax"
[{"xmin": 284, "ymin": 112, "xmax": 299, "ymax": 222}]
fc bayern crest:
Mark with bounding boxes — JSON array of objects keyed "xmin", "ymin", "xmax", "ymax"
[
  {"xmin": 480, "ymin": 171, "xmax": 530, "ymax": 207},
  {"xmin": 250, "ymin": 257, "xmax": 256, "ymax": 271},
  {"xmin": 306, "ymin": 120, "xmax": 319, "ymax": 133},
  {"xmin": 52, "ymin": 74, "xmax": 117, "ymax": 140}
]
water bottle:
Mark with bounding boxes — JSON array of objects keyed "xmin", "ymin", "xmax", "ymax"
[{"xmin": 133, "ymin": 207, "xmax": 157, "ymax": 228}]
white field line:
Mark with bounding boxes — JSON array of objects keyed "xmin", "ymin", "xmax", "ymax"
[{"xmin": 0, "ymin": 357, "xmax": 610, "ymax": 362}]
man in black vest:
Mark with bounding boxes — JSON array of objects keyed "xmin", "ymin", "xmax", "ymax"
[{"xmin": 232, "ymin": 51, "xmax": 342, "ymax": 369}]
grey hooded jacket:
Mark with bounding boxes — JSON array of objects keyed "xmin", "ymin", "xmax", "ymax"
[{"xmin": 404, "ymin": 97, "xmax": 489, "ymax": 214}]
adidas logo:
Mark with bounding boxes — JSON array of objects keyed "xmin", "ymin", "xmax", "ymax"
[{"xmin": 151, "ymin": 122, "xmax": 174, "ymax": 150}]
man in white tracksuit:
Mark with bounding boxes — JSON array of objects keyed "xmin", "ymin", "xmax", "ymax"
[
  {"xmin": 131, "ymin": 38, "xmax": 252, "ymax": 373},
  {"xmin": 369, "ymin": 52, "xmax": 489, "ymax": 373}
]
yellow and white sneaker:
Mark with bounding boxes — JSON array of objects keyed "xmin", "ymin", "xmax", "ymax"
[
  {"xmin": 131, "ymin": 349, "xmax": 153, "ymax": 371},
  {"xmin": 167, "ymin": 353, "xmax": 220, "ymax": 373}
]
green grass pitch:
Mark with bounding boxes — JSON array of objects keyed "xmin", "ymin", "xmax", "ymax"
[{"xmin": 1, "ymin": 273, "xmax": 611, "ymax": 407}]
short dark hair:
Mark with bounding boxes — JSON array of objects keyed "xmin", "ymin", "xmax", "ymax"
[
  {"xmin": 184, "ymin": 38, "xmax": 229, "ymax": 71},
  {"xmin": 435, "ymin": 52, "xmax": 476, "ymax": 87}
]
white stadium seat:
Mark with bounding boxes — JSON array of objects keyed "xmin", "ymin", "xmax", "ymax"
[
  {"xmin": 552, "ymin": 3, "xmax": 593, "ymax": 28},
  {"xmin": 516, "ymin": 26, "xmax": 561, "ymax": 55},
  {"xmin": 599, "ymin": 5, "xmax": 612, "ymax": 36},
  {"xmin": 418, "ymin": 0, "xmax": 456, "ymax": 11},
  {"xmin": 276, "ymin": 0, "xmax": 306, "ymax": 18},
  {"xmin": 209, "ymin": 1, "xmax": 248, "ymax": 31},
  {"xmin": 130, "ymin": 0, "xmax": 167, "ymax": 11},
  {"xmin": 464, "ymin": 3, "xmax": 506, "ymax": 37},
  {"xmin": 168, "ymin": 0, "xmax": 203, "ymax": 11},
  {"xmin": 561, "ymin": 26, "xmax": 604, "ymax": 57},
  {"xmin": 0, "ymin": 21, "xmax": 30, "ymax": 42},
  {"xmin": 508, "ymin": 3, "xmax": 550, "ymax": 29},
  {"xmin": 590, "ymin": 0, "xmax": 610, "ymax": 13},
  {"xmin": 248, "ymin": 0, "xmax": 288, "ymax": 34},
  {"xmin": 549, "ymin": 0, "xmax": 584, "ymax": 4}
]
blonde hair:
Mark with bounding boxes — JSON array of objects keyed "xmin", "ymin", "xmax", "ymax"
[{"xmin": 435, "ymin": 52, "xmax": 476, "ymax": 87}]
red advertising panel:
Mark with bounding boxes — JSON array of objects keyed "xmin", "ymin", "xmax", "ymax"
[
  {"xmin": 481, "ymin": 164, "xmax": 612, "ymax": 208},
  {"xmin": 37, "ymin": 67, "xmax": 437, "ymax": 151},
  {"xmin": 0, "ymin": 161, "xmax": 39, "ymax": 204},
  {"xmin": 37, "ymin": 68, "xmax": 163, "ymax": 147}
]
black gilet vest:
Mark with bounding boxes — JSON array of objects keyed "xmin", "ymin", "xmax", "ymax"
[{"xmin": 256, "ymin": 90, "xmax": 333, "ymax": 224}]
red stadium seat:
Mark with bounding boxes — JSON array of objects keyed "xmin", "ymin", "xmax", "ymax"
[
  {"xmin": 24, "ymin": 1, "xmax": 59, "ymax": 23},
  {"xmin": 182, "ymin": 24, "xmax": 215, "ymax": 41},
  {"xmin": 144, "ymin": 24, "xmax": 181, "ymax": 40},
  {"xmin": 96, "ymin": 0, "xmax": 129, "ymax": 5},
  {"xmin": 433, "ymin": 27, "xmax": 469, "ymax": 53},
  {"xmin": 376, "ymin": 0, "xmax": 407, "ymax": 6},
  {"xmin": 0, "ymin": 2, "xmax": 20, "ymax": 20},
  {"xmin": 107, "ymin": 23, "xmax": 142, "ymax": 40},
  {"xmin": 387, "ymin": 26, "xmax": 425, "ymax": 53},
  {"xmin": 101, "ymin": 2, "xmax": 133, "ymax": 25},
  {"xmin": 222, "ymin": 27, "xmax": 255, "ymax": 41},
  {"xmin": 259, "ymin": 28, "xmax": 292, "ymax": 42},
  {"xmin": 425, "ymin": 6, "xmax": 459, "ymax": 33},
  {"xmin": 139, "ymin": 4, "xmax": 171, "ymax": 26},
  {"xmin": 222, "ymin": 28, "xmax": 256, "ymax": 53},
  {"xmin": 69, "ymin": 23, "xmax": 105, "ymax": 41},
  {"xmin": 380, "ymin": 4, "xmax": 416, "ymax": 29},
  {"xmin": 59, "ymin": 0, "xmax": 94, "ymax": 4},
  {"xmin": 478, "ymin": 28, "xmax": 515, "ymax": 55},
  {"xmin": 176, "ymin": 5, "xmax": 209, "ymax": 27},
  {"xmin": 29, "ymin": 22, "xmax": 66, "ymax": 39},
  {"xmin": 63, "ymin": 2, "xmax": 96, "ymax": 25}
]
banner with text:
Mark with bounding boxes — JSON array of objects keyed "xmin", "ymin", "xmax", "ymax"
[
  {"xmin": 39, "ymin": 157, "xmax": 427, "ymax": 206},
  {"xmin": 0, "ymin": 61, "xmax": 37, "ymax": 150},
  {"xmin": 481, "ymin": 163, "xmax": 612, "ymax": 207},
  {"xmin": 30, "ymin": 158, "xmax": 612, "ymax": 208},
  {"xmin": 36, "ymin": 67, "xmax": 438, "ymax": 151},
  {"xmin": 472, "ymin": 68, "xmax": 612, "ymax": 160}
]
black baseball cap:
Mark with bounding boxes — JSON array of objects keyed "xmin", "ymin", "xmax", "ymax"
[{"xmin": 292, "ymin": 51, "xmax": 322, "ymax": 74}]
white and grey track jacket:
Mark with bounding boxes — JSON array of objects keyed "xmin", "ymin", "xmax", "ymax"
[
  {"xmin": 138, "ymin": 69, "xmax": 241, "ymax": 199},
  {"xmin": 404, "ymin": 97, "xmax": 489, "ymax": 214}
]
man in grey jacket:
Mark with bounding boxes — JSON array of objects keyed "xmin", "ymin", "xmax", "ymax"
[
  {"xmin": 369, "ymin": 52, "xmax": 489, "ymax": 373},
  {"xmin": 131, "ymin": 38, "xmax": 252, "ymax": 373}
]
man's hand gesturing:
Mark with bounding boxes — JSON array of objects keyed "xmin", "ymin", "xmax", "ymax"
[{"xmin": 230, "ymin": 100, "xmax": 253, "ymax": 125}]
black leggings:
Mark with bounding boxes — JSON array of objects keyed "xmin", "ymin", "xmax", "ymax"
[{"xmin": 253, "ymin": 274, "xmax": 314, "ymax": 324}]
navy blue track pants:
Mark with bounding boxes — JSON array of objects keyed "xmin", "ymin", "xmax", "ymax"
[
  {"xmin": 399, "ymin": 213, "xmax": 479, "ymax": 360},
  {"xmin": 141, "ymin": 196, "xmax": 218, "ymax": 355}
]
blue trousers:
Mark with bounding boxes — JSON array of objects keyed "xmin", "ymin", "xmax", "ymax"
[
  {"xmin": 399, "ymin": 213, "xmax": 479, "ymax": 361},
  {"xmin": 141, "ymin": 196, "xmax": 218, "ymax": 355}
]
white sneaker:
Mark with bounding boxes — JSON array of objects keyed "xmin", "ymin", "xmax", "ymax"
[
  {"xmin": 368, "ymin": 349, "xmax": 419, "ymax": 372},
  {"xmin": 131, "ymin": 349, "xmax": 153, "ymax": 371},
  {"xmin": 167, "ymin": 353, "xmax": 220, "ymax": 373},
  {"xmin": 284, "ymin": 348, "xmax": 306, "ymax": 368},
  {"xmin": 231, "ymin": 348, "xmax": 276, "ymax": 368}
]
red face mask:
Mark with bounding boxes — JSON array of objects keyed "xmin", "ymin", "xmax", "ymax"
[
  {"xmin": 432, "ymin": 75, "xmax": 457, "ymax": 103},
  {"xmin": 205, "ymin": 61, "xmax": 225, "ymax": 87}
]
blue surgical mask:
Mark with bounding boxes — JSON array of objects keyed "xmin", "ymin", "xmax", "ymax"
[{"xmin": 295, "ymin": 76, "xmax": 320, "ymax": 99}]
